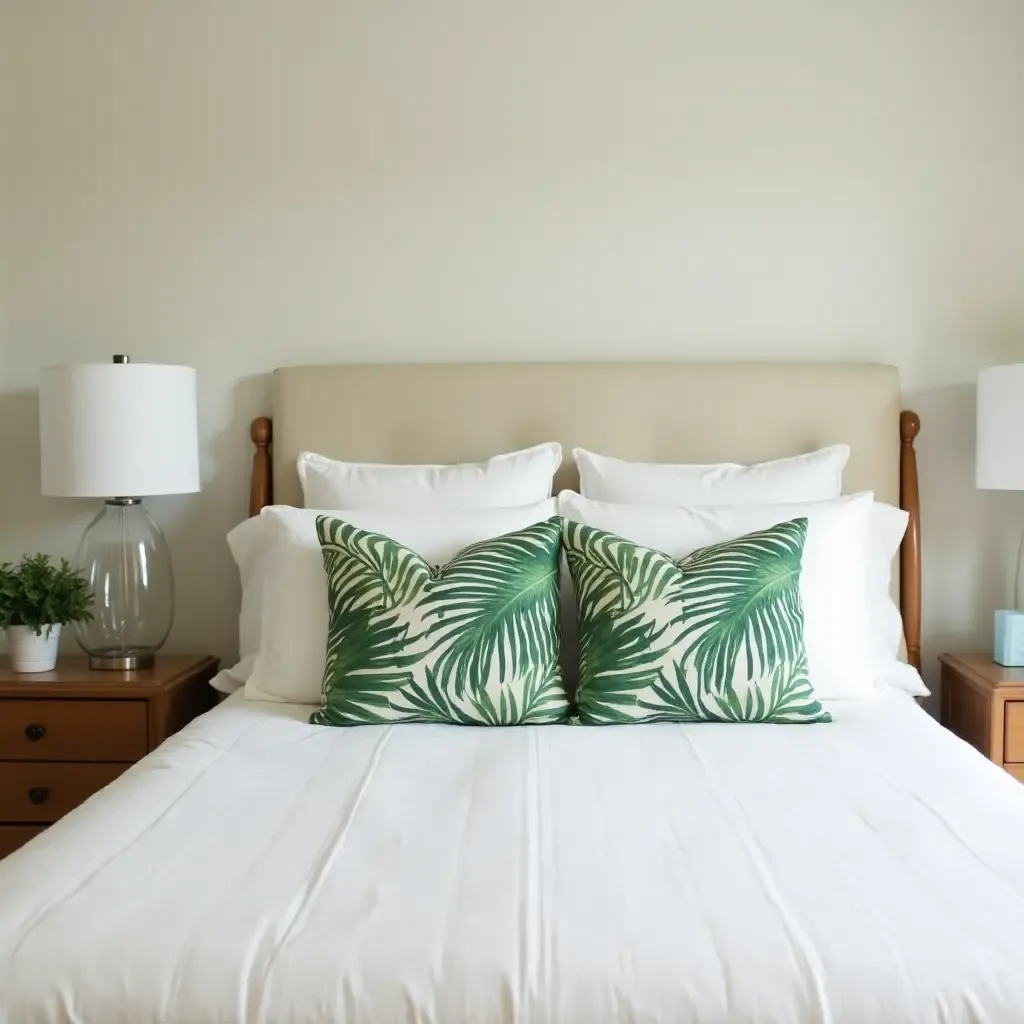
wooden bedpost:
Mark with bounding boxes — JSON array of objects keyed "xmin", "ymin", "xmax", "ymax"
[
  {"xmin": 899, "ymin": 410, "xmax": 922, "ymax": 672},
  {"xmin": 249, "ymin": 416, "xmax": 273, "ymax": 516}
]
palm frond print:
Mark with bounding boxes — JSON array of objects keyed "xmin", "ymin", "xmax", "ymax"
[
  {"xmin": 311, "ymin": 516, "xmax": 569, "ymax": 727},
  {"xmin": 674, "ymin": 518, "xmax": 806, "ymax": 690},
  {"xmin": 564, "ymin": 517, "xmax": 829, "ymax": 725},
  {"xmin": 420, "ymin": 526, "xmax": 561, "ymax": 699}
]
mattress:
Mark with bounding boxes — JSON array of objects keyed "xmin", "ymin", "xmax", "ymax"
[{"xmin": 2, "ymin": 691, "xmax": 1024, "ymax": 1024}]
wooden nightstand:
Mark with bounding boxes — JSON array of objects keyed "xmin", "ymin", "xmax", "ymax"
[
  {"xmin": 0, "ymin": 654, "xmax": 219, "ymax": 858},
  {"xmin": 940, "ymin": 653, "xmax": 1024, "ymax": 782}
]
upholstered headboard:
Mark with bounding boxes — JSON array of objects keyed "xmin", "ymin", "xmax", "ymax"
[{"xmin": 249, "ymin": 361, "xmax": 920, "ymax": 667}]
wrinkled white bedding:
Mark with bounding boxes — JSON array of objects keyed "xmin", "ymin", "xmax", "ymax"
[{"xmin": 2, "ymin": 690, "xmax": 1024, "ymax": 1024}]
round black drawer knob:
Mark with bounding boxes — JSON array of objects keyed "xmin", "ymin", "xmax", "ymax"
[
  {"xmin": 28, "ymin": 787, "xmax": 49, "ymax": 806},
  {"xmin": 24, "ymin": 724, "xmax": 46, "ymax": 742}
]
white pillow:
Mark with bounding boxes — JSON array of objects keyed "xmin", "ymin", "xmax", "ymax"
[
  {"xmin": 245, "ymin": 500, "xmax": 559, "ymax": 705},
  {"xmin": 209, "ymin": 516, "xmax": 269, "ymax": 695},
  {"xmin": 558, "ymin": 490, "xmax": 876, "ymax": 700},
  {"xmin": 212, "ymin": 443, "xmax": 562, "ymax": 694},
  {"xmin": 298, "ymin": 443, "xmax": 562, "ymax": 510},
  {"xmin": 574, "ymin": 445, "xmax": 849, "ymax": 505},
  {"xmin": 228, "ymin": 515, "xmax": 270, "ymax": 662},
  {"xmin": 570, "ymin": 445, "xmax": 926, "ymax": 698},
  {"xmin": 868, "ymin": 503, "xmax": 908, "ymax": 661},
  {"xmin": 867, "ymin": 503, "xmax": 929, "ymax": 696},
  {"xmin": 209, "ymin": 654, "xmax": 256, "ymax": 696}
]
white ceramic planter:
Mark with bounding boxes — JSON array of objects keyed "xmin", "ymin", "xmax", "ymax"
[{"xmin": 6, "ymin": 624, "xmax": 62, "ymax": 673}]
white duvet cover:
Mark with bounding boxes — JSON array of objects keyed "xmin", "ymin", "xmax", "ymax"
[{"xmin": 2, "ymin": 692, "xmax": 1024, "ymax": 1024}]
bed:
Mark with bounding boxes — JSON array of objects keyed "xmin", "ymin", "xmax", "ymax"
[{"xmin": 5, "ymin": 362, "xmax": 1024, "ymax": 1024}]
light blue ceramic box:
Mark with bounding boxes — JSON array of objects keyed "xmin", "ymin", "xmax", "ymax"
[{"xmin": 994, "ymin": 610, "xmax": 1024, "ymax": 667}]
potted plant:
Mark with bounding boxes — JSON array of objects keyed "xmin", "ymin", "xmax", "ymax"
[{"xmin": 0, "ymin": 554, "xmax": 94, "ymax": 672}]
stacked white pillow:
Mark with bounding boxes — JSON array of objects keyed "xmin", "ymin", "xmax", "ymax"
[
  {"xmin": 574, "ymin": 445, "xmax": 850, "ymax": 505},
  {"xmin": 569, "ymin": 445, "xmax": 926, "ymax": 697},
  {"xmin": 298, "ymin": 443, "xmax": 562, "ymax": 510},
  {"xmin": 561, "ymin": 490, "xmax": 875, "ymax": 699},
  {"xmin": 213, "ymin": 438, "xmax": 923, "ymax": 702},
  {"xmin": 210, "ymin": 443, "xmax": 563, "ymax": 698},
  {"xmin": 245, "ymin": 501, "xmax": 559, "ymax": 704}
]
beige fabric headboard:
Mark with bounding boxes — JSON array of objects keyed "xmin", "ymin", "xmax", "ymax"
[{"xmin": 270, "ymin": 362, "xmax": 900, "ymax": 506}]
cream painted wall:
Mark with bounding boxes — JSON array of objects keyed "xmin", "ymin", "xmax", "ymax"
[{"xmin": 2, "ymin": 2, "xmax": 1024, "ymax": 701}]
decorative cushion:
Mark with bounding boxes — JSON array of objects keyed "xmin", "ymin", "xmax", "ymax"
[
  {"xmin": 564, "ymin": 518, "xmax": 830, "ymax": 725},
  {"xmin": 312, "ymin": 516, "xmax": 569, "ymax": 726}
]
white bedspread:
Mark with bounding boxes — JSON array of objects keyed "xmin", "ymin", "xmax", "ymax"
[{"xmin": 3, "ymin": 691, "xmax": 1024, "ymax": 1024}]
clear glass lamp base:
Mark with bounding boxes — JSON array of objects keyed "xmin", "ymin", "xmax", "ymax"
[{"xmin": 76, "ymin": 499, "xmax": 174, "ymax": 671}]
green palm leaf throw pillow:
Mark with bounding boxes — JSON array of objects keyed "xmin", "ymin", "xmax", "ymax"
[
  {"xmin": 564, "ymin": 517, "xmax": 830, "ymax": 725},
  {"xmin": 311, "ymin": 515, "xmax": 570, "ymax": 726}
]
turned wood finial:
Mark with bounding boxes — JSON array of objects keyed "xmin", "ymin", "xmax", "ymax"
[
  {"xmin": 251, "ymin": 416, "xmax": 272, "ymax": 447},
  {"xmin": 900, "ymin": 410, "xmax": 921, "ymax": 443},
  {"xmin": 249, "ymin": 416, "xmax": 273, "ymax": 516}
]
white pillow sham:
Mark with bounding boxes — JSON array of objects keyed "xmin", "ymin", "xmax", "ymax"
[
  {"xmin": 298, "ymin": 443, "xmax": 562, "ymax": 510},
  {"xmin": 574, "ymin": 445, "xmax": 849, "ymax": 505},
  {"xmin": 211, "ymin": 442, "xmax": 562, "ymax": 694},
  {"xmin": 244, "ymin": 500, "xmax": 559, "ymax": 705},
  {"xmin": 209, "ymin": 516, "xmax": 270, "ymax": 695},
  {"xmin": 209, "ymin": 653, "xmax": 256, "ymax": 696},
  {"xmin": 571, "ymin": 445, "xmax": 925, "ymax": 697},
  {"xmin": 867, "ymin": 503, "xmax": 928, "ymax": 696},
  {"xmin": 558, "ymin": 490, "xmax": 878, "ymax": 700}
]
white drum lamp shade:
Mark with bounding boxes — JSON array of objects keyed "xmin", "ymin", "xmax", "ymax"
[
  {"xmin": 39, "ymin": 363, "xmax": 199, "ymax": 498},
  {"xmin": 978, "ymin": 363, "xmax": 1024, "ymax": 625},
  {"xmin": 37, "ymin": 359, "xmax": 200, "ymax": 671},
  {"xmin": 978, "ymin": 364, "xmax": 1024, "ymax": 491}
]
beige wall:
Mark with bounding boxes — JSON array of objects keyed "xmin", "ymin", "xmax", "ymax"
[{"xmin": 2, "ymin": 2, "xmax": 1024, "ymax": 700}]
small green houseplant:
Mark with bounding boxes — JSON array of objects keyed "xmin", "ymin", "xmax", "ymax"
[{"xmin": 0, "ymin": 554, "xmax": 94, "ymax": 672}]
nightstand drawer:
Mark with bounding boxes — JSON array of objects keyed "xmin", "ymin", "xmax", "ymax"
[
  {"xmin": 1004, "ymin": 702, "xmax": 1024, "ymax": 763},
  {"xmin": 0, "ymin": 824, "xmax": 46, "ymax": 858},
  {"xmin": 0, "ymin": 700, "xmax": 147, "ymax": 762},
  {"xmin": 0, "ymin": 762, "xmax": 128, "ymax": 822}
]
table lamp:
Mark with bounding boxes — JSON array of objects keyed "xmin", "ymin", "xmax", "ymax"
[
  {"xmin": 977, "ymin": 363, "xmax": 1024, "ymax": 665},
  {"xmin": 38, "ymin": 356, "xmax": 200, "ymax": 669}
]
